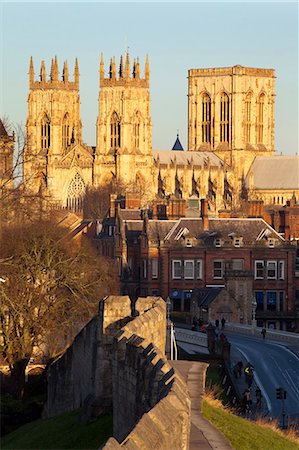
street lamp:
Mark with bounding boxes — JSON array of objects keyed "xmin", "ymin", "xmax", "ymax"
[
  {"xmin": 252, "ymin": 297, "xmax": 257, "ymax": 333},
  {"xmin": 166, "ymin": 296, "xmax": 171, "ymax": 325}
]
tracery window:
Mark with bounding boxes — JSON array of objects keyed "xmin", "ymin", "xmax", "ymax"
[
  {"xmin": 244, "ymin": 93, "xmax": 252, "ymax": 143},
  {"xmin": 110, "ymin": 112, "xmax": 121, "ymax": 148},
  {"xmin": 66, "ymin": 172, "xmax": 85, "ymax": 212},
  {"xmin": 201, "ymin": 93, "xmax": 211, "ymax": 143},
  {"xmin": 133, "ymin": 113, "xmax": 141, "ymax": 148},
  {"xmin": 257, "ymin": 94, "xmax": 265, "ymax": 144},
  {"xmin": 62, "ymin": 113, "xmax": 70, "ymax": 149},
  {"xmin": 220, "ymin": 93, "xmax": 229, "ymax": 143},
  {"xmin": 41, "ymin": 114, "xmax": 50, "ymax": 150}
]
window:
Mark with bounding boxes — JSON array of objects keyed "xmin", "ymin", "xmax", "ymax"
[
  {"xmin": 142, "ymin": 260, "xmax": 147, "ymax": 279},
  {"xmin": 267, "ymin": 261, "xmax": 277, "ymax": 279},
  {"xmin": 255, "ymin": 291, "xmax": 264, "ymax": 311},
  {"xmin": 184, "ymin": 260, "xmax": 194, "ymax": 279},
  {"xmin": 233, "ymin": 237, "xmax": 243, "ymax": 248},
  {"xmin": 213, "ymin": 260, "xmax": 223, "ymax": 279},
  {"xmin": 220, "ymin": 93, "xmax": 229, "ymax": 143},
  {"xmin": 232, "ymin": 259, "xmax": 244, "ymax": 271},
  {"xmin": 279, "ymin": 291, "xmax": 284, "ymax": 311},
  {"xmin": 214, "ymin": 238, "xmax": 222, "ymax": 247},
  {"xmin": 41, "ymin": 114, "xmax": 50, "ymax": 150},
  {"xmin": 196, "ymin": 260, "xmax": 203, "ymax": 279},
  {"xmin": 255, "ymin": 260, "xmax": 264, "ymax": 279},
  {"xmin": 62, "ymin": 113, "xmax": 70, "ymax": 148},
  {"xmin": 244, "ymin": 93, "xmax": 252, "ymax": 143},
  {"xmin": 172, "ymin": 260, "xmax": 182, "ymax": 279},
  {"xmin": 127, "ymin": 257, "xmax": 133, "ymax": 271},
  {"xmin": 267, "ymin": 291, "xmax": 277, "ymax": 311},
  {"xmin": 110, "ymin": 112, "xmax": 121, "ymax": 148},
  {"xmin": 108, "ymin": 225, "xmax": 114, "ymax": 236},
  {"xmin": 151, "ymin": 259, "xmax": 158, "ymax": 279},
  {"xmin": 268, "ymin": 238, "xmax": 275, "ymax": 248},
  {"xmin": 257, "ymin": 93, "xmax": 265, "ymax": 144},
  {"xmin": 202, "ymin": 93, "xmax": 211, "ymax": 143},
  {"xmin": 278, "ymin": 261, "xmax": 285, "ymax": 280},
  {"xmin": 185, "ymin": 238, "xmax": 193, "ymax": 247}
]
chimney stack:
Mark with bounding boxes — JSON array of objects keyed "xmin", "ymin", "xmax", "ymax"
[{"xmin": 201, "ymin": 198, "xmax": 209, "ymax": 231}]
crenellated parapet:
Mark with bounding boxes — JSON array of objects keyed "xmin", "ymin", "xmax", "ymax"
[
  {"xmin": 29, "ymin": 56, "xmax": 79, "ymax": 91},
  {"xmin": 99, "ymin": 53, "xmax": 150, "ymax": 88}
]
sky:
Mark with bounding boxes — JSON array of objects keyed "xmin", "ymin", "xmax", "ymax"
[{"xmin": 0, "ymin": 1, "xmax": 298, "ymax": 154}]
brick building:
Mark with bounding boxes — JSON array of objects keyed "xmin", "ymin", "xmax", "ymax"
[{"xmin": 95, "ymin": 198, "xmax": 298, "ymax": 331}]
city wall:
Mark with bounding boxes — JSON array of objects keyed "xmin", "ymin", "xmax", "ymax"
[{"xmin": 45, "ymin": 296, "xmax": 192, "ymax": 449}]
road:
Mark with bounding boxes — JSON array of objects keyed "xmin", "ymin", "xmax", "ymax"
[{"xmin": 221, "ymin": 332, "xmax": 299, "ymax": 422}]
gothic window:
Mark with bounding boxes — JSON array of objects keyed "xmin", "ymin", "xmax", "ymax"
[
  {"xmin": 257, "ymin": 93, "xmax": 265, "ymax": 144},
  {"xmin": 201, "ymin": 93, "xmax": 211, "ymax": 143},
  {"xmin": 244, "ymin": 93, "xmax": 252, "ymax": 143},
  {"xmin": 41, "ymin": 114, "xmax": 50, "ymax": 150},
  {"xmin": 66, "ymin": 172, "xmax": 85, "ymax": 212},
  {"xmin": 62, "ymin": 113, "xmax": 70, "ymax": 149},
  {"xmin": 220, "ymin": 93, "xmax": 229, "ymax": 143},
  {"xmin": 133, "ymin": 112, "xmax": 141, "ymax": 148},
  {"xmin": 110, "ymin": 112, "xmax": 121, "ymax": 148}
]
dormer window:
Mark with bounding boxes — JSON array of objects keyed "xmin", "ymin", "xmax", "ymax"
[
  {"xmin": 185, "ymin": 238, "xmax": 193, "ymax": 247},
  {"xmin": 268, "ymin": 238, "xmax": 275, "ymax": 248},
  {"xmin": 233, "ymin": 237, "xmax": 243, "ymax": 248},
  {"xmin": 214, "ymin": 238, "xmax": 222, "ymax": 247}
]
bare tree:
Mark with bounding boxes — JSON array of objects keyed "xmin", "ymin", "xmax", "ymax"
[{"xmin": 0, "ymin": 218, "xmax": 119, "ymax": 399}]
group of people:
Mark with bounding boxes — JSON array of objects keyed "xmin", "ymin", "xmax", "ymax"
[{"xmin": 241, "ymin": 386, "xmax": 263, "ymax": 415}]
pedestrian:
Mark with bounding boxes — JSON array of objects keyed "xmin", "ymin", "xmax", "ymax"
[
  {"xmin": 255, "ymin": 387, "xmax": 262, "ymax": 410},
  {"xmin": 261, "ymin": 328, "xmax": 266, "ymax": 339},
  {"xmin": 242, "ymin": 389, "xmax": 251, "ymax": 415},
  {"xmin": 192, "ymin": 317, "xmax": 197, "ymax": 331},
  {"xmin": 237, "ymin": 361, "xmax": 243, "ymax": 378},
  {"xmin": 221, "ymin": 317, "xmax": 226, "ymax": 329},
  {"xmin": 215, "ymin": 319, "xmax": 220, "ymax": 328}
]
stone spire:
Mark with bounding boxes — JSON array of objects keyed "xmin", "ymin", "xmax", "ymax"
[
  {"xmin": 50, "ymin": 56, "xmax": 58, "ymax": 82},
  {"xmin": 40, "ymin": 60, "xmax": 46, "ymax": 82},
  {"xmin": 136, "ymin": 57, "xmax": 140, "ymax": 79},
  {"xmin": 119, "ymin": 55, "xmax": 124, "ymax": 78},
  {"xmin": 100, "ymin": 52, "xmax": 104, "ymax": 83},
  {"xmin": 145, "ymin": 54, "xmax": 150, "ymax": 81},
  {"xmin": 125, "ymin": 52, "xmax": 130, "ymax": 81},
  {"xmin": 29, "ymin": 56, "xmax": 34, "ymax": 87},
  {"xmin": 112, "ymin": 56, "xmax": 116, "ymax": 79},
  {"xmin": 62, "ymin": 60, "xmax": 69, "ymax": 82},
  {"xmin": 74, "ymin": 57, "xmax": 79, "ymax": 86}
]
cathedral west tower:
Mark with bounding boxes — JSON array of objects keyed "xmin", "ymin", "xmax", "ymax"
[{"xmin": 95, "ymin": 53, "xmax": 153, "ymax": 194}]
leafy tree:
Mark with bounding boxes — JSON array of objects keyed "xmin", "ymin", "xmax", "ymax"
[{"xmin": 0, "ymin": 218, "xmax": 119, "ymax": 399}]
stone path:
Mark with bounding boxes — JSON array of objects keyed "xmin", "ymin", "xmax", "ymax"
[{"xmin": 172, "ymin": 360, "xmax": 234, "ymax": 450}]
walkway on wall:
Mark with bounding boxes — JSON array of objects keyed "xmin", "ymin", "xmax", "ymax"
[{"xmin": 172, "ymin": 361, "xmax": 233, "ymax": 450}]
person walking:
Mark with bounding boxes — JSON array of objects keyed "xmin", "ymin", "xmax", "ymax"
[
  {"xmin": 261, "ymin": 328, "xmax": 266, "ymax": 339},
  {"xmin": 221, "ymin": 317, "xmax": 226, "ymax": 329}
]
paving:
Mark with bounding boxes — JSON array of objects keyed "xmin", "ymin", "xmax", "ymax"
[{"xmin": 172, "ymin": 360, "xmax": 234, "ymax": 450}]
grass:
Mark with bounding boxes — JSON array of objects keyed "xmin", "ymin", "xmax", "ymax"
[
  {"xmin": 203, "ymin": 393, "xmax": 299, "ymax": 450},
  {"xmin": 1, "ymin": 409, "xmax": 113, "ymax": 449}
]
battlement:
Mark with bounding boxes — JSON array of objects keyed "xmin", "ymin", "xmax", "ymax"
[
  {"xmin": 29, "ymin": 56, "xmax": 79, "ymax": 90},
  {"xmin": 188, "ymin": 65, "xmax": 275, "ymax": 78},
  {"xmin": 100, "ymin": 53, "xmax": 150, "ymax": 88}
]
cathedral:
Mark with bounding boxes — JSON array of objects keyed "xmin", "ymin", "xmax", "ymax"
[{"xmin": 22, "ymin": 54, "xmax": 298, "ymax": 214}]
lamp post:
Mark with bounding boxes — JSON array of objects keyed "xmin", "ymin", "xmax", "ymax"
[
  {"xmin": 252, "ymin": 297, "xmax": 257, "ymax": 334},
  {"xmin": 166, "ymin": 296, "xmax": 171, "ymax": 326}
]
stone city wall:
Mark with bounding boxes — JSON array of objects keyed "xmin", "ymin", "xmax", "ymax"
[
  {"xmin": 45, "ymin": 296, "xmax": 191, "ymax": 450},
  {"xmin": 104, "ymin": 296, "xmax": 190, "ymax": 449},
  {"xmin": 44, "ymin": 296, "xmax": 132, "ymax": 417}
]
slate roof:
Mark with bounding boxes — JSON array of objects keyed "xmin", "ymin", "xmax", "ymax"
[
  {"xmin": 172, "ymin": 134, "xmax": 184, "ymax": 151},
  {"xmin": 192, "ymin": 287, "xmax": 223, "ymax": 308},
  {"xmin": 153, "ymin": 150, "xmax": 222, "ymax": 167},
  {"xmin": 246, "ymin": 155, "xmax": 299, "ymax": 190},
  {"xmin": 163, "ymin": 217, "xmax": 284, "ymax": 244}
]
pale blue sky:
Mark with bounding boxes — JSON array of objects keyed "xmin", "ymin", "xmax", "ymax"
[{"xmin": 1, "ymin": 1, "xmax": 298, "ymax": 153}]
